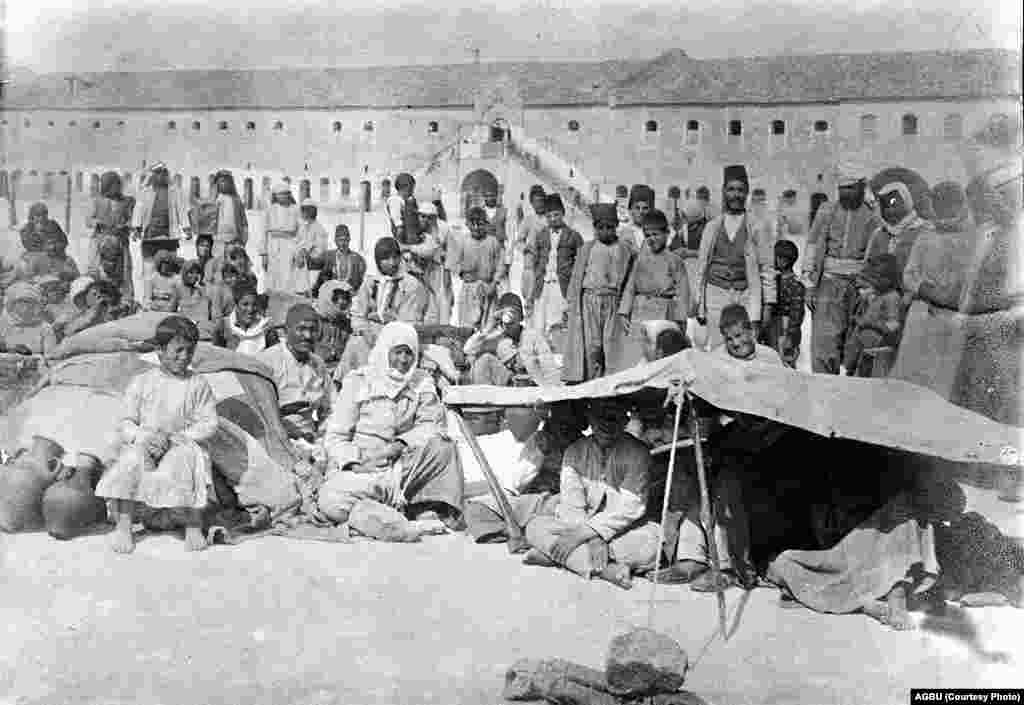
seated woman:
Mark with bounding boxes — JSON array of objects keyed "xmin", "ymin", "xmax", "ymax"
[
  {"xmin": 765, "ymin": 466, "xmax": 958, "ymax": 631},
  {"xmin": 319, "ymin": 322, "xmax": 465, "ymax": 530},
  {"xmin": 0, "ymin": 281, "xmax": 57, "ymax": 356}
]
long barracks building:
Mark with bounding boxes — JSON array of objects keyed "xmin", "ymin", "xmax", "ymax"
[{"xmin": 0, "ymin": 48, "xmax": 1020, "ymax": 213}]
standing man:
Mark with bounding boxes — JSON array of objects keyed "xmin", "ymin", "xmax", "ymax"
[
  {"xmin": 516, "ymin": 185, "xmax": 547, "ymax": 254},
  {"xmin": 562, "ymin": 204, "xmax": 636, "ymax": 383},
  {"xmin": 693, "ymin": 165, "xmax": 774, "ymax": 350},
  {"xmin": 802, "ymin": 164, "xmax": 883, "ymax": 374},
  {"xmin": 620, "ymin": 184, "xmax": 654, "ymax": 250},
  {"xmin": 386, "ymin": 173, "xmax": 419, "ymax": 245}
]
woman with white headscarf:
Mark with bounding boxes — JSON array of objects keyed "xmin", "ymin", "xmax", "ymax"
[
  {"xmin": 865, "ymin": 180, "xmax": 935, "ymax": 276},
  {"xmin": 319, "ymin": 321, "xmax": 465, "ymax": 529}
]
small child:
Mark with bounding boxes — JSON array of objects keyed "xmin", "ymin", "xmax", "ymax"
[
  {"xmin": 843, "ymin": 253, "xmax": 903, "ymax": 376},
  {"xmin": 96, "ymin": 316, "xmax": 219, "ymax": 553},
  {"xmin": 615, "ymin": 209, "xmax": 691, "ymax": 373},
  {"xmin": 455, "ymin": 207, "xmax": 505, "ymax": 329},
  {"xmin": 716, "ymin": 303, "xmax": 784, "ymax": 365},
  {"xmin": 0, "ymin": 281, "xmax": 57, "ymax": 355},
  {"xmin": 88, "ymin": 235, "xmax": 133, "ymax": 304},
  {"xmin": 145, "ymin": 250, "xmax": 181, "ymax": 312},
  {"xmin": 208, "ymin": 263, "xmax": 242, "ymax": 322},
  {"xmin": 195, "ymin": 234, "xmax": 215, "ymax": 285},
  {"xmin": 315, "ymin": 279, "xmax": 352, "ymax": 365},
  {"xmin": 216, "ymin": 281, "xmax": 278, "ymax": 355},
  {"xmin": 176, "ymin": 260, "xmax": 217, "ymax": 340},
  {"xmin": 759, "ymin": 239, "xmax": 806, "ymax": 368}
]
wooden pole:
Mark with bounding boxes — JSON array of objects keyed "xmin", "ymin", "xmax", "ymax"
[
  {"xmin": 65, "ymin": 173, "xmax": 73, "ymax": 238},
  {"xmin": 453, "ymin": 408, "xmax": 527, "ymax": 553},
  {"xmin": 689, "ymin": 391, "xmax": 728, "ymax": 641},
  {"xmin": 647, "ymin": 397, "xmax": 683, "ymax": 627}
]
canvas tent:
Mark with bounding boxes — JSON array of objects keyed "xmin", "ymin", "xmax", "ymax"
[{"xmin": 444, "ymin": 349, "xmax": 1022, "ymax": 468}]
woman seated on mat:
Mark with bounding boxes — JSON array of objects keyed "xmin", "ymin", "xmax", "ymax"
[{"xmin": 318, "ymin": 321, "xmax": 465, "ymax": 531}]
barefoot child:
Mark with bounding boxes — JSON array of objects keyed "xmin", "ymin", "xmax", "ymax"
[
  {"xmin": 144, "ymin": 250, "xmax": 181, "ymax": 312},
  {"xmin": 96, "ymin": 316, "xmax": 219, "ymax": 553},
  {"xmin": 455, "ymin": 207, "xmax": 505, "ymax": 329},
  {"xmin": 843, "ymin": 253, "xmax": 903, "ymax": 376},
  {"xmin": 759, "ymin": 239, "xmax": 806, "ymax": 367},
  {"xmin": 613, "ymin": 209, "xmax": 690, "ymax": 372}
]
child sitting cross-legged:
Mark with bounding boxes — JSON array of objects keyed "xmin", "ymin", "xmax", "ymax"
[{"xmin": 96, "ymin": 316, "xmax": 219, "ymax": 553}]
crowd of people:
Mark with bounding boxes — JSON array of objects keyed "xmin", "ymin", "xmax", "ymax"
[{"xmin": 1, "ymin": 129, "xmax": 1021, "ymax": 631}]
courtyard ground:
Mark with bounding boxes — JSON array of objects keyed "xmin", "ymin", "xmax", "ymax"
[{"xmin": 1, "ymin": 474, "xmax": 1021, "ymax": 705}]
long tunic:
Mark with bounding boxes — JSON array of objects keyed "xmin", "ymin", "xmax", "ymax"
[
  {"xmin": 456, "ymin": 236, "xmax": 505, "ymax": 329},
  {"xmin": 95, "ymin": 368, "xmax": 218, "ymax": 509},
  {"xmin": 610, "ymin": 248, "xmax": 690, "ymax": 373},
  {"xmin": 262, "ymin": 204, "xmax": 301, "ymax": 293},
  {"xmin": 803, "ymin": 202, "xmax": 883, "ymax": 287},
  {"xmin": 562, "ymin": 239, "xmax": 635, "ymax": 383}
]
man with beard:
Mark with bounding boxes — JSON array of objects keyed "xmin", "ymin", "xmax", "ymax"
[
  {"xmin": 802, "ymin": 163, "xmax": 883, "ymax": 374},
  {"xmin": 257, "ymin": 304, "xmax": 331, "ymax": 441},
  {"xmin": 693, "ymin": 165, "xmax": 774, "ymax": 350}
]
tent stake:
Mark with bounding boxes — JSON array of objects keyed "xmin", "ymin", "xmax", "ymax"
[
  {"xmin": 689, "ymin": 392, "xmax": 728, "ymax": 641},
  {"xmin": 453, "ymin": 409, "xmax": 527, "ymax": 553}
]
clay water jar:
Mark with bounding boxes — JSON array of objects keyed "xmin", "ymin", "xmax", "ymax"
[
  {"xmin": 43, "ymin": 452, "xmax": 108, "ymax": 540},
  {"xmin": 0, "ymin": 435, "xmax": 65, "ymax": 532}
]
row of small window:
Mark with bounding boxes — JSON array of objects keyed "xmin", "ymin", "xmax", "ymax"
[
  {"xmin": 0, "ymin": 169, "xmax": 376, "ymax": 206},
  {"xmin": 0, "ymin": 118, "xmax": 444, "ymax": 134},
  {"xmin": 566, "ymin": 113, "xmax": 961, "ymax": 139}
]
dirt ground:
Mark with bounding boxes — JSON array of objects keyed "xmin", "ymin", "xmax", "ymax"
[{"xmin": 1, "ymin": 479, "xmax": 1022, "ymax": 705}]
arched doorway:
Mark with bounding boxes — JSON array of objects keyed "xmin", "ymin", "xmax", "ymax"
[{"xmin": 460, "ymin": 169, "xmax": 500, "ymax": 216}]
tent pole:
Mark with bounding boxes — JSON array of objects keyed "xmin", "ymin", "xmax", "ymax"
[
  {"xmin": 689, "ymin": 391, "xmax": 728, "ymax": 641},
  {"xmin": 453, "ymin": 409, "xmax": 528, "ymax": 554},
  {"xmin": 647, "ymin": 396, "xmax": 683, "ymax": 627}
]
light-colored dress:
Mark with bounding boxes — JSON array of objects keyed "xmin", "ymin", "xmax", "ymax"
[
  {"xmin": 262, "ymin": 203, "xmax": 301, "ymax": 293},
  {"xmin": 95, "ymin": 368, "xmax": 218, "ymax": 509}
]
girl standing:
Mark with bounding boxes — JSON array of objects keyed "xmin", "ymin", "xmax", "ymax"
[
  {"xmin": 86, "ymin": 171, "xmax": 136, "ymax": 299},
  {"xmin": 260, "ymin": 183, "xmax": 300, "ymax": 293},
  {"xmin": 96, "ymin": 316, "xmax": 219, "ymax": 553}
]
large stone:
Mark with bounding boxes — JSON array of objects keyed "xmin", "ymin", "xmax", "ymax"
[{"xmin": 605, "ymin": 628, "xmax": 688, "ymax": 696}]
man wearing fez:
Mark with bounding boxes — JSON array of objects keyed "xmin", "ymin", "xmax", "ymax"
[{"xmin": 693, "ymin": 165, "xmax": 775, "ymax": 350}]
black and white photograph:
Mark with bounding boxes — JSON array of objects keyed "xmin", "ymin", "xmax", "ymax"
[{"xmin": 0, "ymin": 1, "xmax": 1021, "ymax": 702}]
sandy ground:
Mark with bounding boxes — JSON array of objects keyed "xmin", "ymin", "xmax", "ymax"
[{"xmin": 1, "ymin": 504, "xmax": 1022, "ymax": 705}]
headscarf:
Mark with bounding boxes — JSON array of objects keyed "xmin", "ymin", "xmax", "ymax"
[
  {"xmin": 4, "ymin": 282, "xmax": 43, "ymax": 326},
  {"xmin": 365, "ymin": 321, "xmax": 420, "ymax": 399},
  {"xmin": 316, "ymin": 280, "xmax": 351, "ymax": 319},
  {"xmin": 878, "ymin": 181, "xmax": 925, "ymax": 237},
  {"xmin": 374, "ymin": 237, "xmax": 402, "ymax": 267},
  {"xmin": 69, "ymin": 276, "xmax": 95, "ymax": 307}
]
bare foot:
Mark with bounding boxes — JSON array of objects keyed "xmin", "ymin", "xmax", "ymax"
[
  {"xmin": 184, "ymin": 526, "xmax": 208, "ymax": 552},
  {"xmin": 863, "ymin": 585, "xmax": 915, "ymax": 631},
  {"xmin": 111, "ymin": 523, "xmax": 136, "ymax": 554},
  {"xmin": 597, "ymin": 564, "xmax": 634, "ymax": 590}
]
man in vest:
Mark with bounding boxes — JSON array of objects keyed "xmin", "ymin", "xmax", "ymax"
[
  {"xmin": 693, "ymin": 165, "xmax": 774, "ymax": 350},
  {"xmin": 801, "ymin": 162, "xmax": 884, "ymax": 374}
]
